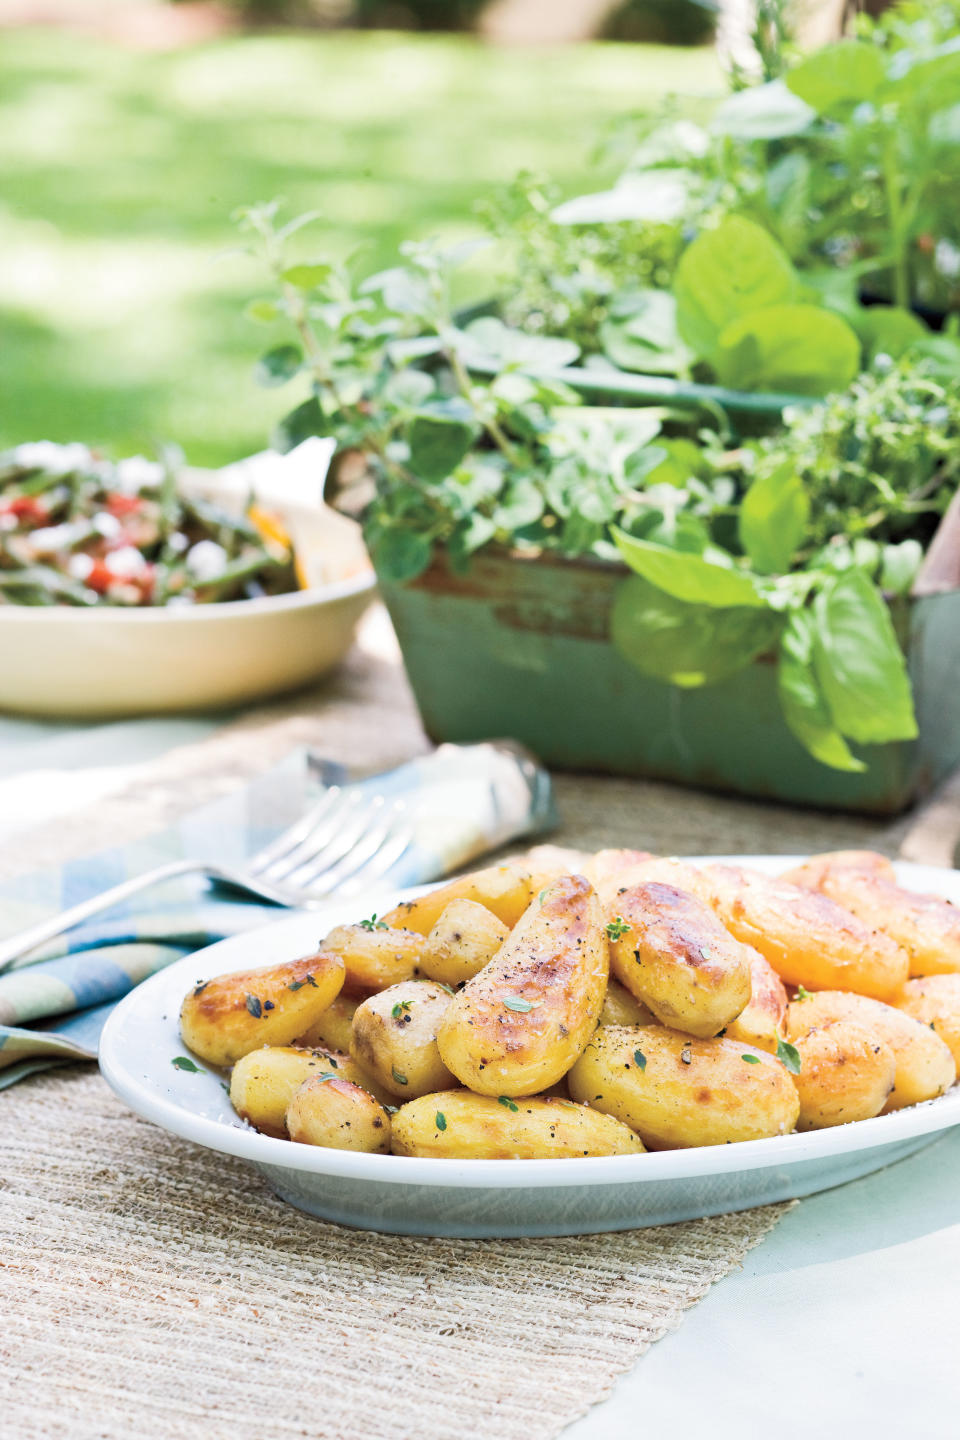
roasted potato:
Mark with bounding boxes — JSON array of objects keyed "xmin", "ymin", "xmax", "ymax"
[
  {"xmin": 351, "ymin": 979, "xmax": 455, "ymax": 1099},
  {"xmin": 607, "ymin": 882, "xmax": 753, "ymax": 1038},
  {"xmin": 584, "ymin": 849, "xmax": 656, "ymax": 904},
  {"xmin": 599, "ymin": 976, "xmax": 657, "ymax": 1028},
  {"xmin": 782, "ymin": 850, "xmax": 897, "ymax": 889},
  {"xmin": 725, "ymin": 952, "xmax": 789, "ymax": 1054},
  {"xmin": 181, "ymin": 950, "xmax": 345, "ymax": 1068},
  {"xmin": 790, "ymin": 1022, "xmax": 896, "ymax": 1130},
  {"xmin": 786, "ymin": 991, "xmax": 956, "ymax": 1111},
  {"xmin": 319, "ymin": 923, "xmax": 424, "ymax": 992},
  {"xmin": 286, "ymin": 1074, "xmax": 392, "ymax": 1153},
  {"xmin": 568, "ymin": 1024, "xmax": 800, "ymax": 1149},
  {"xmin": 391, "ymin": 1090, "xmax": 644, "ymax": 1159},
  {"xmin": 783, "ymin": 856, "xmax": 960, "ymax": 979},
  {"xmin": 380, "ymin": 861, "xmax": 555, "ymax": 936},
  {"xmin": 891, "ymin": 975, "xmax": 960, "ymax": 1068},
  {"xmin": 418, "ymin": 899, "xmax": 509, "ymax": 987},
  {"xmin": 229, "ymin": 1046, "xmax": 346, "ymax": 1137},
  {"xmin": 437, "ymin": 874, "xmax": 608, "ymax": 1097},
  {"xmin": 700, "ymin": 864, "xmax": 909, "ymax": 1000},
  {"xmin": 296, "ymin": 989, "xmax": 363, "ymax": 1054}
]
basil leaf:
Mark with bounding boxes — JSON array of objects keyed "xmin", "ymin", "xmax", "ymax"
[
  {"xmin": 674, "ymin": 217, "xmax": 798, "ymax": 367},
  {"xmin": 407, "ymin": 410, "xmax": 477, "ymax": 482},
  {"xmin": 813, "ymin": 570, "xmax": 918, "ymax": 745},
  {"xmin": 853, "ymin": 306, "xmax": 928, "ymax": 363},
  {"xmin": 611, "ymin": 574, "xmax": 780, "ymax": 688},
  {"xmin": 710, "ymin": 78, "xmax": 815, "ymax": 141},
  {"xmin": 254, "ymin": 344, "xmax": 303, "ymax": 388},
  {"xmin": 777, "ymin": 608, "xmax": 865, "ymax": 772},
  {"xmin": 786, "ymin": 41, "xmax": 885, "ymax": 113},
  {"xmin": 280, "ymin": 262, "xmax": 334, "ymax": 290},
  {"xmin": 272, "ymin": 396, "xmax": 329, "ymax": 453},
  {"xmin": 715, "ymin": 304, "xmax": 861, "ymax": 397},
  {"xmin": 739, "ymin": 463, "xmax": 810, "ymax": 575},
  {"xmin": 370, "ymin": 528, "xmax": 433, "ymax": 585},
  {"xmin": 613, "ymin": 529, "xmax": 766, "ymax": 609}
]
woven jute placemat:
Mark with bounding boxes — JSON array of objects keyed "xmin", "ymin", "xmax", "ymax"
[{"xmin": 0, "ymin": 612, "xmax": 949, "ymax": 1440}]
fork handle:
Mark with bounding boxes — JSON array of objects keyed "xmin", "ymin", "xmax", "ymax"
[{"xmin": 0, "ymin": 858, "xmax": 207, "ymax": 973}]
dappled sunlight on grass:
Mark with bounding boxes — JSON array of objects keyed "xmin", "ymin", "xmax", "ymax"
[{"xmin": 0, "ymin": 28, "xmax": 721, "ymax": 465}]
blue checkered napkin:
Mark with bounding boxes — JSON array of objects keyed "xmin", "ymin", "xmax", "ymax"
[{"xmin": 0, "ymin": 742, "xmax": 556, "ymax": 1087}]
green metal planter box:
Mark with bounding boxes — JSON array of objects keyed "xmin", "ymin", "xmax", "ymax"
[{"xmin": 377, "ymin": 519, "xmax": 960, "ymax": 814}]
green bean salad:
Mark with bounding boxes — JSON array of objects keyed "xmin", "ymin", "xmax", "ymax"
[{"xmin": 0, "ymin": 443, "xmax": 299, "ymax": 607}]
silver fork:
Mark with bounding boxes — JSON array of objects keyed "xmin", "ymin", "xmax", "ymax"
[{"xmin": 0, "ymin": 785, "xmax": 412, "ymax": 973}]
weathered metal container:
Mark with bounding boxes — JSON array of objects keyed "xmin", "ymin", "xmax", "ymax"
[{"xmin": 377, "ymin": 498, "xmax": 960, "ymax": 814}]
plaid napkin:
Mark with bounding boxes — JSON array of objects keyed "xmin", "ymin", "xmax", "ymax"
[{"xmin": 0, "ymin": 742, "xmax": 555, "ymax": 1088}]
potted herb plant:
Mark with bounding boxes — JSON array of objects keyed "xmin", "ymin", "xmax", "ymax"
[{"xmin": 237, "ymin": 200, "xmax": 960, "ymax": 814}]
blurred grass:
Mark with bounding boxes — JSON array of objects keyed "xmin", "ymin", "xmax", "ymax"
[{"xmin": 0, "ymin": 28, "xmax": 722, "ymax": 465}]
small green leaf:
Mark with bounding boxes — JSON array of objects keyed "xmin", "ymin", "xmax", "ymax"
[
  {"xmin": 880, "ymin": 541, "xmax": 924, "ymax": 597},
  {"xmin": 391, "ymin": 1000, "xmax": 413, "ymax": 1018},
  {"xmin": 281, "ymin": 262, "xmax": 333, "ymax": 290},
  {"xmin": 606, "ymin": 917, "xmax": 630, "ymax": 941},
  {"xmin": 776, "ymin": 1039, "xmax": 802, "ymax": 1075},
  {"xmin": 503, "ymin": 997, "xmax": 535, "ymax": 1013},
  {"xmin": 255, "ymin": 344, "xmax": 303, "ymax": 388},
  {"xmin": 741, "ymin": 1053, "xmax": 761, "ymax": 1064},
  {"xmin": 795, "ymin": 985, "xmax": 812, "ymax": 1001},
  {"xmin": 612, "ymin": 531, "xmax": 766, "ymax": 609},
  {"xmin": 172, "ymin": 1056, "xmax": 201, "ymax": 1073},
  {"xmin": 498, "ymin": 1095, "xmax": 520, "ymax": 1112},
  {"xmin": 435, "ymin": 1111, "xmax": 447, "ymax": 1131},
  {"xmin": 370, "ymin": 529, "xmax": 433, "ymax": 585},
  {"xmin": 714, "ymin": 305, "xmax": 861, "ymax": 397},
  {"xmin": 245, "ymin": 994, "xmax": 262, "ymax": 1018},
  {"xmin": 813, "ymin": 571, "xmax": 918, "ymax": 745},
  {"xmin": 272, "ymin": 397, "xmax": 329, "ymax": 454},
  {"xmin": 710, "ymin": 78, "xmax": 816, "ymax": 140},
  {"xmin": 786, "ymin": 41, "xmax": 885, "ymax": 113},
  {"xmin": 739, "ymin": 463, "xmax": 810, "ymax": 575},
  {"xmin": 777, "ymin": 608, "xmax": 866, "ymax": 773},
  {"xmin": 633, "ymin": 1049, "xmax": 647, "ymax": 1072},
  {"xmin": 391, "ymin": 1067, "xmax": 409, "ymax": 1087},
  {"xmin": 407, "ymin": 411, "xmax": 477, "ymax": 483},
  {"xmin": 245, "ymin": 298, "xmax": 281, "ymax": 325}
]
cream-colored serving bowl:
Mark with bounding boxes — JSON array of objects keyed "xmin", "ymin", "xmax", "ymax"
[{"xmin": 0, "ymin": 454, "xmax": 376, "ymax": 718}]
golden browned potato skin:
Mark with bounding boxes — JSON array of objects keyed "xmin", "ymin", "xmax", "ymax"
[
  {"xmin": 786, "ymin": 991, "xmax": 956, "ymax": 1112},
  {"xmin": 380, "ymin": 862, "xmax": 555, "ymax": 937},
  {"xmin": 700, "ymin": 864, "xmax": 909, "ymax": 1000},
  {"xmin": 319, "ymin": 923, "xmax": 424, "ymax": 992},
  {"xmin": 600, "ymin": 977, "xmax": 657, "ymax": 1028},
  {"xmin": 295, "ymin": 989, "xmax": 364, "ymax": 1053},
  {"xmin": 608, "ymin": 882, "xmax": 753, "ymax": 1038},
  {"xmin": 725, "ymin": 951, "xmax": 788, "ymax": 1054},
  {"xmin": 790, "ymin": 1022, "xmax": 897, "ymax": 1130},
  {"xmin": 781, "ymin": 850, "xmax": 897, "ymax": 890},
  {"xmin": 390, "ymin": 1090, "xmax": 645, "ymax": 1159},
  {"xmin": 180, "ymin": 950, "xmax": 345, "ymax": 1068},
  {"xmin": 783, "ymin": 861, "xmax": 960, "ymax": 979},
  {"xmin": 584, "ymin": 849, "xmax": 656, "ymax": 905},
  {"xmin": 351, "ymin": 980, "xmax": 455, "ymax": 1099},
  {"xmin": 891, "ymin": 975, "xmax": 960, "ymax": 1068},
  {"xmin": 286, "ymin": 1075, "xmax": 392, "ymax": 1153},
  {"xmin": 229, "ymin": 1046, "xmax": 346, "ymax": 1137},
  {"xmin": 437, "ymin": 875, "xmax": 608, "ymax": 1097},
  {"xmin": 418, "ymin": 899, "xmax": 509, "ymax": 988},
  {"xmin": 568, "ymin": 1025, "xmax": 800, "ymax": 1149}
]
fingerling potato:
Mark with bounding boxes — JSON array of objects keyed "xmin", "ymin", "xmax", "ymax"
[
  {"xmin": 782, "ymin": 850, "xmax": 897, "ymax": 889},
  {"xmin": 584, "ymin": 849, "xmax": 656, "ymax": 904},
  {"xmin": 351, "ymin": 980, "xmax": 455, "ymax": 1099},
  {"xmin": 891, "ymin": 975, "xmax": 960, "ymax": 1067},
  {"xmin": 786, "ymin": 991, "xmax": 956, "ymax": 1111},
  {"xmin": 181, "ymin": 950, "xmax": 345, "ymax": 1067},
  {"xmin": 230, "ymin": 1046, "xmax": 345, "ymax": 1137},
  {"xmin": 286, "ymin": 1075, "xmax": 392, "ymax": 1153},
  {"xmin": 600, "ymin": 976, "xmax": 657, "ymax": 1028},
  {"xmin": 391, "ymin": 1090, "xmax": 645, "ymax": 1159},
  {"xmin": 726, "ymin": 952, "xmax": 788, "ymax": 1053},
  {"xmin": 784, "ymin": 860, "xmax": 960, "ymax": 979},
  {"xmin": 701, "ymin": 864, "xmax": 909, "ymax": 1000},
  {"xmin": 568, "ymin": 1025, "xmax": 800, "ymax": 1149},
  {"xmin": 319, "ymin": 923, "xmax": 424, "ymax": 991},
  {"xmin": 437, "ymin": 875, "xmax": 608, "ymax": 1097},
  {"xmin": 296, "ymin": 989, "xmax": 363, "ymax": 1054},
  {"xmin": 790, "ymin": 1022, "xmax": 896, "ymax": 1130},
  {"xmin": 380, "ymin": 862, "xmax": 554, "ymax": 936},
  {"xmin": 607, "ymin": 882, "xmax": 753, "ymax": 1038},
  {"xmin": 418, "ymin": 899, "xmax": 509, "ymax": 987}
]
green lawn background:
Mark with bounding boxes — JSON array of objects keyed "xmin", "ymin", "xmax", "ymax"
[{"xmin": 0, "ymin": 29, "xmax": 721, "ymax": 465}]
